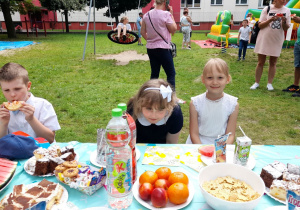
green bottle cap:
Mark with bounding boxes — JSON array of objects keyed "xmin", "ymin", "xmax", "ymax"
[
  {"xmin": 117, "ymin": 103, "xmax": 127, "ymax": 111},
  {"xmin": 112, "ymin": 108, "xmax": 122, "ymax": 117}
]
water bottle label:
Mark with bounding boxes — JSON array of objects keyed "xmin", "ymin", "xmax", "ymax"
[{"xmin": 111, "ymin": 160, "xmax": 132, "ymax": 193}]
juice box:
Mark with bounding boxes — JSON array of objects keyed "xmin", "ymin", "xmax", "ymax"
[
  {"xmin": 287, "ymin": 190, "xmax": 300, "ymax": 210},
  {"xmin": 214, "ymin": 134, "xmax": 228, "ymax": 163},
  {"xmin": 234, "ymin": 136, "xmax": 252, "ymax": 166}
]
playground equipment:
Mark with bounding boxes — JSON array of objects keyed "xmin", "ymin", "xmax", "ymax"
[
  {"xmin": 245, "ymin": 0, "xmax": 300, "ymax": 46},
  {"xmin": 206, "ymin": 10, "xmax": 239, "ymax": 45}
]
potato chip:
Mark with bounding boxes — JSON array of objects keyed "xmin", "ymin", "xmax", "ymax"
[{"xmin": 202, "ymin": 176, "xmax": 260, "ymax": 202}]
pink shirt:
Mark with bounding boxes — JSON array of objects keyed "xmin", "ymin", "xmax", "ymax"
[
  {"xmin": 254, "ymin": 5, "xmax": 291, "ymax": 57},
  {"xmin": 143, "ymin": 9, "xmax": 174, "ymax": 49}
]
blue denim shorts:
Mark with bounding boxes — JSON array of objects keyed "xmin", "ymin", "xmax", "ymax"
[{"xmin": 295, "ymin": 43, "xmax": 300, "ymax": 68}]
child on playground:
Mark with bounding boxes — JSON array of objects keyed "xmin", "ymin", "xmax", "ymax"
[
  {"xmin": 127, "ymin": 79, "xmax": 183, "ymax": 144},
  {"xmin": 237, "ymin": 19, "xmax": 251, "ymax": 61},
  {"xmin": 115, "ymin": 16, "xmax": 132, "ymax": 41},
  {"xmin": 186, "ymin": 58, "xmax": 239, "ymax": 145},
  {"xmin": 0, "ymin": 63, "xmax": 60, "ymax": 143}
]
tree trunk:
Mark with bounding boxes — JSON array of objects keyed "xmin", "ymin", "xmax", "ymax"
[
  {"xmin": 64, "ymin": 10, "xmax": 69, "ymax": 33},
  {"xmin": 0, "ymin": 1, "xmax": 16, "ymax": 38},
  {"xmin": 115, "ymin": 16, "xmax": 119, "ymax": 26}
]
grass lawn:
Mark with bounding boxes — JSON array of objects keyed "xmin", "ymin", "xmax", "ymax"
[{"xmin": 0, "ymin": 32, "xmax": 299, "ymax": 145}]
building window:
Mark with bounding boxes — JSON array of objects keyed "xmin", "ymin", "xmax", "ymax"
[
  {"xmin": 236, "ymin": 0, "xmax": 247, "ymax": 5},
  {"xmin": 233, "ymin": 21, "xmax": 240, "ymax": 26},
  {"xmin": 192, "ymin": 22, "xmax": 200, "ymax": 26},
  {"xmin": 107, "ymin": 22, "xmax": 113, "ymax": 26},
  {"xmin": 181, "ymin": 0, "xmax": 201, "ymax": 8},
  {"xmin": 80, "ymin": 22, "xmax": 84, "ymax": 26},
  {"xmin": 258, "ymin": 0, "xmax": 270, "ymax": 8},
  {"xmin": 68, "ymin": 23, "xmax": 71, "ymax": 26},
  {"xmin": 211, "ymin": 0, "xmax": 222, "ymax": 5}
]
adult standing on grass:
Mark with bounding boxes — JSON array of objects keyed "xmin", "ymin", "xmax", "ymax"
[
  {"xmin": 250, "ymin": 0, "xmax": 291, "ymax": 91},
  {"xmin": 180, "ymin": 10, "xmax": 192, "ymax": 49},
  {"xmin": 141, "ymin": 0, "xmax": 177, "ymax": 90},
  {"xmin": 137, "ymin": 12, "xmax": 143, "ymax": 46},
  {"xmin": 282, "ymin": 15, "xmax": 300, "ymax": 97}
]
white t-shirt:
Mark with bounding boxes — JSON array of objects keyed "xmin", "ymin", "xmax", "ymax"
[
  {"xmin": 186, "ymin": 92, "xmax": 238, "ymax": 144},
  {"xmin": 7, "ymin": 93, "xmax": 61, "ymax": 139},
  {"xmin": 117, "ymin": 23, "xmax": 132, "ymax": 31},
  {"xmin": 239, "ymin": 26, "xmax": 252, "ymax": 41}
]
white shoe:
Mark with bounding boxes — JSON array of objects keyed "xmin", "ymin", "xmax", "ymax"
[
  {"xmin": 250, "ymin": 83, "xmax": 259, "ymax": 90},
  {"xmin": 267, "ymin": 83, "xmax": 274, "ymax": 91},
  {"xmin": 186, "ymin": 47, "xmax": 191, "ymax": 50}
]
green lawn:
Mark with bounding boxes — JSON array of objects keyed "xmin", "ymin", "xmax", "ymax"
[{"xmin": 0, "ymin": 33, "xmax": 299, "ymax": 145}]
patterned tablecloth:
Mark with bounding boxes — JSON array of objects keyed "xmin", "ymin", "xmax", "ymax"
[{"xmin": 1, "ymin": 142, "xmax": 299, "ymax": 210}]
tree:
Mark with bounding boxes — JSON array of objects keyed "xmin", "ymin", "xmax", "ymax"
[
  {"xmin": 88, "ymin": 0, "xmax": 151, "ymax": 24},
  {"xmin": 0, "ymin": 0, "xmax": 37, "ymax": 38},
  {"xmin": 39, "ymin": 0, "xmax": 86, "ymax": 33}
]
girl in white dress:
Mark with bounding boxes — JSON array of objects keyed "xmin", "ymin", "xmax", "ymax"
[{"xmin": 186, "ymin": 58, "xmax": 239, "ymax": 145}]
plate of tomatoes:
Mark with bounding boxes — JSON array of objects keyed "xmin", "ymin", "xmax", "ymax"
[{"xmin": 132, "ymin": 167, "xmax": 195, "ymax": 210}]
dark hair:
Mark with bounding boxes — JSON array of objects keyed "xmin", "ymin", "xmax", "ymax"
[
  {"xmin": 243, "ymin": 19, "xmax": 248, "ymax": 23},
  {"xmin": 183, "ymin": 11, "xmax": 188, "ymax": 15},
  {"xmin": 139, "ymin": 12, "xmax": 143, "ymax": 16},
  {"xmin": 0, "ymin": 62, "xmax": 29, "ymax": 85}
]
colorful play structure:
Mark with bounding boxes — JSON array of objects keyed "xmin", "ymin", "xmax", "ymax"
[{"xmin": 207, "ymin": 0, "xmax": 300, "ymax": 46}]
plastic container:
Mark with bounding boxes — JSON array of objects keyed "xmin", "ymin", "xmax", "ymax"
[
  {"xmin": 117, "ymin": 103, "xmax": 137, "ymax": 184},
  {"xmin": 105, "ymin": 108, "xmax": 133, "ymax": 209}
]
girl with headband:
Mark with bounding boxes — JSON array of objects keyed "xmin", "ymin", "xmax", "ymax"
[{"xmin": 127, "ymin": 79, "xmax": 183, "ymax": 144}]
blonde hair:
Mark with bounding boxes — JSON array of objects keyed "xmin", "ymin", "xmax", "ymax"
[
  {"xmin": 155, "ymin": 0, "xmax": 166, "ymax": 5},
  {"xmin": 202, "ymin": 58, "xmax": 231, "ymax": 80},
  {"xmin": 0, "ymin": 62, "xmax": 29, "ymax": 85},
  {"xmin": 127, "ymin": 79, "xmax": 177, "ymax": 120},
  {"xmin": 120, "ymin": 16, "xmax": 128, "ymax": 23}
]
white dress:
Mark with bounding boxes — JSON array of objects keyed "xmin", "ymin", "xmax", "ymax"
[{"xmin": 186, "ymin": 92, "xmax": 238, "ymax": 144}]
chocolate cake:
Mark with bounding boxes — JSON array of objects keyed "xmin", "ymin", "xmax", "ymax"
[
  {"xmin": 61, "ymin": 145, "xmax": 75, "ymax": 156},
  {"xmin": 260, "ymin": 165, "xmax": 283, "ymax": 188},
  {"xmin": 48, "ymin": 157, "xmax": 64, "ymax": 173},
  {"xmin": 60, "ymin": 152, "xmax": 74, "ymax": 161},
  {"xmin": 34, "ymin": 158, "xmax": 50, "ymax": 176}
]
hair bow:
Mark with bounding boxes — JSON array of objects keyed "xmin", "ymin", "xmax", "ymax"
[{"xmin": 144, "ymin": 85, "xmax": 173, "ymax": 102}]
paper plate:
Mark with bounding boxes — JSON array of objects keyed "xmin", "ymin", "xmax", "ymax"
[
  {"xmin": 265, "ymin": 187, "xmax": 285, "ymax": 205},
  {"xmin": 90, "ymin": 148, "xmax": 141, "ymax": 168},
  {"xmin": 132, "ymin": 175, "xmax": 195, "ymax": 209},
  {"xmin": 265, "ymin": 206, "xmax": 286, "ymax": 210},
  {"xmin": 200, "ymin": 145, "xmax": 256, "ymax": 170},
  {"xmin": 83, "ymin": 207, "xmax": 111, "ymax": 210},
  {"xmin": 24, "ymin": 154, "xmax": 79, "ymax": 177}
]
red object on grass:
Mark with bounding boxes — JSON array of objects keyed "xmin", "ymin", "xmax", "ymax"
[{"xmin": 199, "ymin": 145, "xmax": 214, "ymax": 157}]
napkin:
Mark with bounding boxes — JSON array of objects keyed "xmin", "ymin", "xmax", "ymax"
[
  {"xmin": 142, "ymin": 146, "xmax": 181, "ymax": 166},
  {"xmin": 180, "ymin": 147, "xmax": 206, "ymax": 172}
]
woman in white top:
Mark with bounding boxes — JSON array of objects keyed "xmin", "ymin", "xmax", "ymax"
[
  {"xmin": 186, "ymin": 58, "xmax": 239, "ymax": 144},
  {"xmin": 180, "ymin": 11, "xmax": 192, "ymax": 49}
]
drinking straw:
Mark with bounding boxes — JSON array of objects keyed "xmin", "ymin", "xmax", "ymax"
[{"xmin": 239, "ymin": 126, "xmax": 247, "ymax": 136}]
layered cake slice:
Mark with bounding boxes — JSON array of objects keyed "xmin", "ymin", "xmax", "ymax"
[
  {"xmin": 271, "ymin": 161, "xmax": 288, "ymax": 173},
  {"xmin": 34, "ymin": 158, "xmax": 50, "ymax": 175},
  {"xmin": 270, "ymin": 180, "xmax": 288, "ymax": 201},
  {"xmin": 260, "ymin": 165, "xmax": 283, "ymax": 188}
]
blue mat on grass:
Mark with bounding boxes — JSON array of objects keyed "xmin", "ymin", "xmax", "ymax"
[{"xmin": 0, "ymin": 41, "xmax": 35, "ymax": 51}]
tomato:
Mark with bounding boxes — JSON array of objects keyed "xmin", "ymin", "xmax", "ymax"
[
  {"xmin": 198, "ymin": 145, "xmax": 214, "ymax": 157},
  {"xmin": 107, "ymin": 132, "xmax": 129, "ymax": 141}
]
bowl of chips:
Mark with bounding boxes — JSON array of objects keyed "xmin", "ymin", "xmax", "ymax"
[{"xmin": 199, "ymin": 163, "xmax": 265, "ymax": 210}]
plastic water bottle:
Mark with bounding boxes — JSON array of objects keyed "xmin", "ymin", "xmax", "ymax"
[
  {"xmin": 105, "ymin": 108, "xmax": 133, "ymax": 209},
  {"xmin": 117, "ymin": 103, "xmax": 137, "ymax": 184}
]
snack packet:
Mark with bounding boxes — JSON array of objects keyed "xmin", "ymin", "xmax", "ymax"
[
  {"xmin": 214, "ymin": 133, "xmax": 230, "ymax": 163},
  {"xmin": 287, "ymin": 190, "xmax": 300, "ymax": 210}
]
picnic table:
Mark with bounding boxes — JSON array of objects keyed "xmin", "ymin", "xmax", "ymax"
[{"xmin": 1, "ymin": 142, "xmax": 299, "ymax": 209}]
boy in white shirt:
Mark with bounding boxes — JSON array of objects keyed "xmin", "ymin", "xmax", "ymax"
[
  {"xmin": 237, "ymin": 19, "xmax": 252, "ymax": 61},
  {"xmin": 0, "ymin": 63, "xmax": 60, "ymax": 143}
]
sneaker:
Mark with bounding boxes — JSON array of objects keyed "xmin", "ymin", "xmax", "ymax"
[
  {"xmin": 140, "ymin": 43, "xmax": 143, "ymax": 46},
  {"xmin": 115, "ymin": 36, "xmax": 119, "ymax": 42},
  {"xmin": 186, "ymin": 47, "xmax": 191, "ymax": 50},
  {"xmin": 237, "ymin": 57, "xmax": 241, "ymax": 61},
  {"xmin": 292, "ymin": 89, "xmax": 300, "ymax": 97},
  {"xmin": 188, "ymin": 46, "xmax": 191, "ymax": 49},
  {"xmin": 282, "ymin": 84, "xmax": 299, "ymax": 92},
  {"xmin": 267, "ymin": 83, "xmax": 274, "ymax": 91},
  {"xmin": 250, "ymin": 83, "xmax": 259, "ymax": 90},
  {"xmin": 122, "ymin": 35, "xmax": 126, "ymax": 41},
  {"xmin": 242, "ymin": 57, "xmax": 245, "ymax": 61}
]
